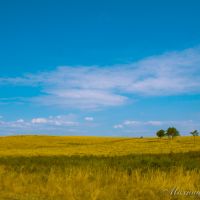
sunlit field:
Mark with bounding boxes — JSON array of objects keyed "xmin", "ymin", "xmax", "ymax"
[{"xmin": 0, "ymin": 136, "xmax": 199, "ymax": 200}]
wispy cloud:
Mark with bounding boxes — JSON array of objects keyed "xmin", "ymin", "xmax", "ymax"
[
  {"xmin": 114, "ymin": 120, "xmax": 164, "ymax": 129},
  {"xmin": 113, "ymin": 124, "xmax": 123, "ymax": 129},
  {"xmin": 84, "ymin": 117, "xmax": 94, "ymax": 121},
  {"xmin": 1, "ymin": 46, "xmax": 200, "ymax": 109},
  {"xmin": 31, "ymin": 115, "xmax": 79, "ymax": 126},
  {"xmin": 0, "ymin": 115, "xmax": 79, "ymax": 134},
  {"xmin": 31, "ymin": 118, "xmax": 48, "ymax": 124},
  {"xmin": 113, "ymin": 119, "xmax": 200, "ymax": 136},
  {"xmin": 1, "ymin": 115, "xmax": 77, "ymax": 126},
  {"xmin": 32, "ymin": 89, "xmax": 127, "ymax": 109}
]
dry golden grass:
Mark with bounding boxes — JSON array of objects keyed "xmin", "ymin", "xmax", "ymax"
[
  {"xmin": 0, "ymin": 135, "xmax": 199, "ymax": 200},
  {"xmin": 0, "ymin": 135, "xmax": 199, "ymax": 156}
]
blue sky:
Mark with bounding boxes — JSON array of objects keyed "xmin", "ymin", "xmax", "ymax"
[{"xmin": 0, "ymin": 0, "xmax": 200, "ymax": 136}]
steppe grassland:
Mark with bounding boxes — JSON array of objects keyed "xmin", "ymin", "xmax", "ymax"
[
  {"xmin": 0, "ymin": 135, "xmax": 200, "ymax": 156},
  {"xmin": 0, "ymin": 136, "xmax": 199, "ymax": 200}
]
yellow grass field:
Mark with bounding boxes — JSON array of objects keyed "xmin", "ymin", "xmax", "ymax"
[{"xmin": 0, "ymin": 135, "xmax": 199, "ymax": 200}]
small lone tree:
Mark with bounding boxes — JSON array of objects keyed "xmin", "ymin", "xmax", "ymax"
[
  {"xmin": 190, "ymin": 130, "xmax": 199, "ymax": 145},
  {"xmin": 166, "ymin": 127, "xmax": 180, "ymax": 139},
  {"xmin": 156, "ymin": 129, "xmax": 165, "ymax": 139}
]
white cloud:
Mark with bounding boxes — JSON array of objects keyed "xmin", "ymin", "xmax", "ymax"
[
  {"xmin": 114, "ymin": 120, "xmax": 164, "ymax": 127},
  {"xmin": 16, "ymin": 119, "xmax": 25, "ymax": 123},
  {"xmin": 123, "ymin": 120, "xmax": 141, "ymax": 125},
  {"xmin": 146, "ymin": 121, "xmax": 163, "ymax": 126},
  {"xmin": 0, "ymin": 115, "xmax": 80, "ymax": 135},
  {"xmin": 31, "ymin": 115, "xmax": 79, "ymax": 126},
  {"xmin": 113, "ymin": 124, "xmax": 123, "ymax": 129},
  {"xmin": 33, "ymin": 89, "xmax": 127, "ymax": 109},
  {"xmin": 31, "ymin": 118, "xmax": 48, "ymax": 124},
  {"xmin": 0, "ymin": 119, "xmax": 31, "ymax": 128},
  {"xmin": 84, "ymin": 117, "xmax": 94, "ymax": 121},
  {"xmin": 113, "ymin": 119, "xmax": 200, "ymax": 136},
  {"xmin": 1, "ymin": 46, "xmax": 200, "ymax": 109}
]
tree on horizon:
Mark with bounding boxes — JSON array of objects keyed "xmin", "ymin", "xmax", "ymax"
[
  {"xmin": 166, "ymin": 127, "xmax": 180, "ymax": 139},
  {"xmin": 156, "ymin": 129, "xmax": 165, "ymax": 139},
  {"xmin": 190, "ymin": 130, "xmax": 199, "ymax": 145}
]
